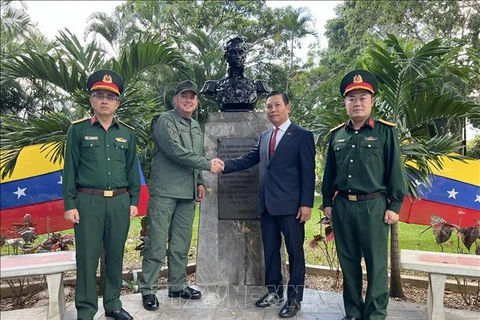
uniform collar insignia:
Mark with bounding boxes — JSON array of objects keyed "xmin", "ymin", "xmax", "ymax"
[
  {"xmin": 116, "ymin": 137, "xmax": 127, "ymax": 142},
  {"xmin": 90, "ymin": 116, "xmax": 98, "ymax": 125},
  {"xmin": 367, "ymin": 118, "xmax": 374, "ymax": 128}
]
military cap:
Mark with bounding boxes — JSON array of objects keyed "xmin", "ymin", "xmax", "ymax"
[
  {"xmin": 174, "ymin": 80, "xmax": 198, "ymax": 95},
  {"xmin": 340, "ymin": 69, "xmax": 378, "ymax": 97},
  {"xmin": 87, "ymin": 69, "xmax": 124, "ymax": 95}
]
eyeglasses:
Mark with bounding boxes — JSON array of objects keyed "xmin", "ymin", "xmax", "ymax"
[{"xmin": 91, "ymin": 93, "xmax": 119, "ymax": 101}]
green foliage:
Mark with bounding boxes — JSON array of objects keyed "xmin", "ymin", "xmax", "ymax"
[{"xmin": 467, "ymin": 134, "xmax": 480, "ymax": 159}]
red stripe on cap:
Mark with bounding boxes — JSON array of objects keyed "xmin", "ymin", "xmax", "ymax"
[
  {"xmin": 344, "ymin": 82, "xmax": 374, "ymax": 96},
  {"xmin": 91, "ymin": 82, "xmax": 120, "ymax": 95}
]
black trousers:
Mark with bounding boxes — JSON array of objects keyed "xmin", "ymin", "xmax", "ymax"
[{"xmin": 260, "ymin": 210, "xmax": 305, "ymax": 303}]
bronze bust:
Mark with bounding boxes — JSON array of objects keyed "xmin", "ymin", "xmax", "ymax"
[{"xmin": 201, "ymin": 35, "xmax": 271, "ymax": 112}]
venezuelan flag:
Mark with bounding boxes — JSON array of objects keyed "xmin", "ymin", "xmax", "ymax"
[
  {"xmin": 1, "ymin": 144, "xmax": 149, "ymax": 235},
  {"xmin": 400, "ymin": 156, "xmax": 480, "ymax": 226}
]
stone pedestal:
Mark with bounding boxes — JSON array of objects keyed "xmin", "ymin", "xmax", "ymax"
[{"xmin": 196, "ymin": 112, "xmax": 270, "ymax": 286}]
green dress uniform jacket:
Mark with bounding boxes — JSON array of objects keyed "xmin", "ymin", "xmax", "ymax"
[
  {"xmin": 322, "ymin": 117, "xmax": 404, "ymax": 212},
  {"xmin": 148, "ymin": 108, "xmax": 210, "ymax": 197},
  {"xmin": 63, "ymin": 117, "xmax": 140, "ymax": 209},
  {"xmin": 62, "ymin": 116, "xmax": 140, "ymax": 319},
  {"xmin": 321, "ymin": 117, "xmax": 405, "ymax": 320}
]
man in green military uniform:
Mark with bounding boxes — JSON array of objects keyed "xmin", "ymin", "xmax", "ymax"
[
  {"xmin": 63, "ymin": 70, "xmax": 140, "ymax": 320},
  {"xmin": 139, "ymin": 80, "xmax": 223, "ymax": 311},
  {"xmin": 321, "ymin": 70, "xmax": 405, "ymax": 320}
]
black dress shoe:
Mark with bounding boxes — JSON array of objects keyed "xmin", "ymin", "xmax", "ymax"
[
  {"xmin": 255, "ymin": 292, "xmax": 284, "ymax": 307},
  {"xmin": 142, "ymin": 294, "xmax": 159, "ymax": 311},
  {"xmin": 105, "ymin": 308, "xmax": 133, "ymax": 320},
  {"xmin": 168, "ymin": 286, "xmax": 202, "ymax": 299},
  {"xmin": 279, "ymin": 301, "xmax": 301, "ymax": 318}
]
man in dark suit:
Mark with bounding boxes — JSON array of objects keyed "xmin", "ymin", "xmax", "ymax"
[{"xmin": 221, "ymin": 91, "xmax": 316, "ymax": 318}]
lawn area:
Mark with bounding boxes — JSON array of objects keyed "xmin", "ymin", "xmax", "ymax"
[{"xmin": 1, "ymin": 197, "xmax": 466, "ymax": 267}]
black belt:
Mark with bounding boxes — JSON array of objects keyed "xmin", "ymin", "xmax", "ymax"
[
  {"xmin": 77, "ymin": 187, "xmax": 128, "ymax": 197},
  {"xmin": 340, "ymin": 192, "xmax": 383, "ymax": 202}
]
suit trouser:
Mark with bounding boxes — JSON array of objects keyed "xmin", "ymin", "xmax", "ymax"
[
  {"xmin": 74, "ymin": 192, "xmax": 131, "ymax": 319},
  {"xmin": 261, "ymin": 211, "xmax": 305, "ymax": 303},
  {"xmin": 332, "ymin": 195, "xmax": 389, "ymax": 320},
  {"xmin": 140, "ymin": 195, "xmax": 195, "ymax": 294}
]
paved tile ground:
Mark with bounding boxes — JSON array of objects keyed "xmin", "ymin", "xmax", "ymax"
[{"xmin": 1, "ymin": 286, "xmax": 478, "ymax": 320}]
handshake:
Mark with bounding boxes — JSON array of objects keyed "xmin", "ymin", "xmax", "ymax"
[{"xmin": 210, "ymin": 158, "xmax": 224, "ymax": 174}]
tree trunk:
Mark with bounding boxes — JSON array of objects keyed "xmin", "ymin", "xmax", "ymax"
[
  {"xmin": 286, "ymin": 35, "xmax": 294, "ymax": 95},
  {"xmin": 389, "ymin": 223, "xmax": 405, "ymax": 298}
]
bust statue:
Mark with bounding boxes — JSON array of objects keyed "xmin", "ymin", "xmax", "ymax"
[{"xmin": 201, "ymin": 35, "xmax": 271, "ymax": 112}]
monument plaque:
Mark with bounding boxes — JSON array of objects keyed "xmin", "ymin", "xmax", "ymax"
[{"xmin": 217, "ymin": 138, "xmax": 259, "ymax": 220}]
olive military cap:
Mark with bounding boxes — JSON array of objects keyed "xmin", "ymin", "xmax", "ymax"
[
  {"xmin": 174, "ymin": 80, "xmax": 198, "ymax": 95},
  {"xmin": 87, "ymin": 69, "xmax": 124, "ymax": 95},
  {"xmin": 340, "ymin": 69, "xmax": 378, "ymax": 97}
]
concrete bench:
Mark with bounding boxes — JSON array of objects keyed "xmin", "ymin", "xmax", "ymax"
[
  {"xmin": 0, "ymin": 251, "xmax": 76, "ymax": 320},
  {"xmin": 400, "ymin": 249, "xmax": 480, "ymax": 320}
]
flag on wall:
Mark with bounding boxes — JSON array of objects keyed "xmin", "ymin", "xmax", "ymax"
[{"xmin": 1, "ymin": 144, "xmax": 149, "ymax": 235}]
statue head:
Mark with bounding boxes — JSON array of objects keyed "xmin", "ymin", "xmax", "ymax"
[{"xmin": 224, "ymin": 35, "xmax": 247, "ymax": 70}]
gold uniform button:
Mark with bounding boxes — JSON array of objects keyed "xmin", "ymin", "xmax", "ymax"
[
  {"xmin": 352, "ymin": 145, "xmax": 355, "ymax": 148},
  {"xmin": 350, "ymin": 159, "xmax": 354, "ymax": 163},
  {"xmin": 355, "ymin": 131, "xmax": 358, "ymax": 134},
  {"xmin": 368, "ymin": 144, "xmax": 371, "ymax": 148},
  {"xmin": 348, "ymin": 175, "xmax": 352, "ymax": 178},
  {"xmin": 107, "ymin": 158, "xmax": 110, "ymax": 161}
]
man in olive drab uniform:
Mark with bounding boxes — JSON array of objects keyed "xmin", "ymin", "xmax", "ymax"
[
  {"xmin": 139, "ymin": 80, "xmax": 223, "ymax": 311},
  {"xmin": 321, "ymin": 70, "xmax": 405, "ymax": 320},
  {"xmin": 63, "ymin": 70, "xmax": 140, "ymax": 320}
]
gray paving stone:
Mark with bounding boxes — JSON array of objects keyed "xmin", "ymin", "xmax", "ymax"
[{"xmin": 1, "ymin": 286, "xmax": 479, "ymax": 320}]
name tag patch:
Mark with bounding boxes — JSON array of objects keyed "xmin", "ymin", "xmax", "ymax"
[{"xmin": 84, "ymin": 136, "xmax": 98, "ymax": 140}]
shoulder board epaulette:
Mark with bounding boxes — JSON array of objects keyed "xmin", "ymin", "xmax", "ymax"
[
  {"xmin": 71, "ymin": 117, "xmax": 89, "ymax": 124},
  {"xmin": 118, "ymin": 120, "xmax": 135, "ymax": 131},
  {"xmin": 378, "ymin": 119, "xmax": 397, "ymax": 126},
  {"xmin": 329, "ymin": 123, "xmax": 345, "ymax": 132}
]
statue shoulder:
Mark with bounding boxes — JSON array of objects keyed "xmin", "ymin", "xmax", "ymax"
[
  {"xmin": 200, "ymin": 80, "xmax": 218, "ymax": 94},
  {"xmin": 71, "ymin": 117, "xmax": 89, "ymax": 125},
  {"xmin": 377, "ymin": 119, "xmax": 397, "ymax": 127},
  {"xmin": 118, "ymin": 119, "xmax": 135, "ymax": 131},
  {"xmin": 255, "ymin": 79, "xmax": 271, "ymax": 95},
  {"xmin": 329, "ymin": 123, "xmax": 345, "ymax": 132}
]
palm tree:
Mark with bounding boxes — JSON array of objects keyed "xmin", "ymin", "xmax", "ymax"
[
  {"xmin": 1, "ymin": 30, "xmax": 189, "ymax": 179},
  {"xmin": 311, "ymin": 34, "xmax": 479, "ymax": 297},
  {"xmin": 280, "ymin": 6, "xmax": 317, "ymax": 95},
  {"xmin": 84, "ymin": 3, "xmax": 140, "ymax": 58}
]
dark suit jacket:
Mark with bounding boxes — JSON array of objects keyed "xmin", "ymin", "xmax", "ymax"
[{"xmin": 223, "ymin": 122, "xmax": 316, "ymax": 215}]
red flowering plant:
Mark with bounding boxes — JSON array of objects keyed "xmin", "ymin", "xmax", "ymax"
[
  {"xmin": 421, "ymin": 211, "xmax": 480, "ymax": 307},
  {"xmin": 0, "ymin": 213, "xmax": 74, "ymax": 255},
  {"xmin": 422, "ymin": 211, "xmax": 480, "ymax": 254},
  {"xmin": 309, "ymin": 205, "xmax": 341, "ymax": 288}
]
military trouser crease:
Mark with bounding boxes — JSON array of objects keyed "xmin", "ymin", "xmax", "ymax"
[
  {"xmin": 74, "ymin": 192, "xmax": 130, "ymax": 319},
  {"xmin": 140, "ymin": 195, "xmax": 195, "ymax": 295},
  {"xmin": 333, "ymin": 196, "xmax": 389, "ymax": 320}
]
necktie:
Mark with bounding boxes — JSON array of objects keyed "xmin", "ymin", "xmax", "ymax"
[{"xmin": 269, "ymin": 127, "xmax": 279, "ymax": 158}]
